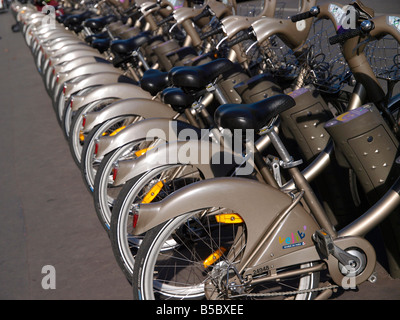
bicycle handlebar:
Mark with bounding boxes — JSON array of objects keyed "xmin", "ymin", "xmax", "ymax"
[
  {"xmin": 143, "ymin": 3, "xmax": 158, "ymax": 12},
  {"xmin": 156, "ymin": 14, "xmax": 174, "ymax": 26},
  {"xmin": 329, "ymin": 28, "xmax": 362, "ymax": 45},
  {"xmin": 226, "ymin": 30, "xmax": 253, "ymax": 47},
  {"xmin": 329, "ymin": 20, "xmax": 375, "ymax": 45},
  {"xmin": 200, "ymin": 25, "xmax": 223, "ymax": 40},
  {"xmin": 290, "ymin": 6, "xmax": 320, "ymax": 22},
  {"xmin": 192, "ymin": 5, "xmax": 213, "ymax": 23}
]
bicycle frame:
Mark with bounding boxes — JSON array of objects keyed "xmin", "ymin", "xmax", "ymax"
[{"xmin": 129, "ymin": 9, "xmax": 400, "ymax": 293}]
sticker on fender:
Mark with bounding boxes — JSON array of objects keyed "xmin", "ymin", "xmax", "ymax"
[{"xmin": 388, "ymin": 16, "xmax": 400, "ymax": 33}]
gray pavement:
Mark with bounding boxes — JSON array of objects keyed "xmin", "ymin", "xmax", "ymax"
[
  {"xmin": 0, "ymin": 10, "xmax": 132, "ymax": 299},
  {"xmin": 0, "ymin": 1, "xmax": 399, "ymax": 301}
]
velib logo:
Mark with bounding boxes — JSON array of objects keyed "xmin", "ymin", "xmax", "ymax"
[{"xmin": 279, "ymin": 226, "xmax": 307, "ymax": 249}]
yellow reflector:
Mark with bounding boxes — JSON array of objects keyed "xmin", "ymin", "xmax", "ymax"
[
  {"xmin": 141, "ymin": 180, "xmax": 165, "ymax": 204},
  {"xmin": 79, "ymin": 132, "xmax": 85, "ymax": 142},
  {"xmin": 135, "ymin": 147, "xmax": 153, "ymax": 157},
  {"xmin": 110, "ymin": 125, "xmax": 126, "ymax": 136},
  {"xmin": 203, "ymin": 247, "xmax": 226, "ymax": 268},
  {"xmin": 215, "ymin": 213, "xmax": 243, "ymax": 224}
]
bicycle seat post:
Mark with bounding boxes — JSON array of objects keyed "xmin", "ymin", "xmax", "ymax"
[{"xmin": 266, "ymin": 127, "xmax": 337, "ymax": 236}]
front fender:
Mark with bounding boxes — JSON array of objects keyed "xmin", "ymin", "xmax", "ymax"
[
  {"xmin": 133, "ymin": 177, "xmax": 321, "ymax": 270},
  {"xmin": 48, "ymin": 49, "xmax": 103, "ymax": 67},
  {"xmin": 64, "ymin": 72, "xmax": 132, "ymax": 99},
  {"xmin": 82, "ymin": 98, "xmax": 181, "ymax": 133},
  {"xmin": 70, "ymin": 83, "xmax": 151, "ymax": 111},
  {"xmin": 114, "ymin": 139, "xmax": 243, "ymax": 186},
  {"xmin": 56, "ymin": 62, "xmax": 117, "ymax": 86},
  {"xmin": 96, "ymin": 118, "xmax": 195, "ymax": 158}
]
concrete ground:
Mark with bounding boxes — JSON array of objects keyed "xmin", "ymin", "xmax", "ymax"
[{"xmin": 0, "ymin": 1, "xmax": 399, "ymax": 301}]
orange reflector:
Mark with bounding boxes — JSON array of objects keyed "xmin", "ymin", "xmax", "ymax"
[
  {"xmin": 134, "ymin": 147, "xmax": 153, "ymax": 157},
  {"xmin": 203, "ymin": 247, "xmax": 226, "ymax": 268},
  {"xmin": 110, "ymin": 126, "xmax": 126, "ymax": 136},
  {"xmin": 79, "ymin": 131, "xmax": 84, "ymax": 142},
  {"xmin": 215, "ymin": 213, "xmax": 243, "ymax": 224},
  {"xmin": 141, "ymin": 180, "xmax": 165, "ymax": 204}
]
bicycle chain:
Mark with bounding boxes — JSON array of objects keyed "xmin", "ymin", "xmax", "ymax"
[{"xmin": 230, "ymin": 284, "xmax": 339, "ymax": 299}]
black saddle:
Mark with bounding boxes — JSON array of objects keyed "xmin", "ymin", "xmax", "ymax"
[
  {"xmin": 161, "ymin": 88, "xmax": 197, "ymax": 113},
  {"xmin": 168, "ymin": 58, "xmax": 234, "ymax": 90},
  {"xmin": 140, "ymin": 69, "xmax": 170, "ymax": 96},
  {"xmin": 84, "ymin": 15, "xmax": 118, "ymax": 32},
  {"xmin": 215, "ymin": 94, "xmax": 296, "ymax": 132},
  {"xmin": 91, "ymin": 38, "xmax": 111, "ymax": 53},
  {"xmin": 63, "ymin": 11, "xmax": 93, "ymax": 28},
  {"xmin": 110, "ymin": 33, "xmax": 151, "ymax": 55},
  {"xmin": 85, "ymin": 31, "xmax": 109, "ymax": 44}
]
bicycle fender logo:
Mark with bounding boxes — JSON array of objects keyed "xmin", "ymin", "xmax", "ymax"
[
  {"xmin": 388, "ymin": 16, "xmax": 400, "ymax": 33},
  {"xmin": 279, "ymin": 226, "xmax": 307, "ymax": 249}
]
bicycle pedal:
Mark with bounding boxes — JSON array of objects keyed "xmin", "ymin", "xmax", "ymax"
[{"xmin": 312, "ymin": 229, "xmax": 334, "ymax": 259}]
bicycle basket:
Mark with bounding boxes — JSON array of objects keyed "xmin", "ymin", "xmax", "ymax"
[
  {"xmin": 259, "ymin": 18, "xmax": 352, "ymax": 94},
  {"xmin": 365, "ymin": 35, "xmax": 400, "ymax": 82}
]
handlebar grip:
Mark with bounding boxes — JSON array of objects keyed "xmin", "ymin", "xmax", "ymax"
[
  {"xmin": 144, "ymin": 3, "xmax": 158, "ymax": 11},
  {"xmin": 156, "ymin": 14, "xmax": 174, "ymax": 26},
  {"xmin": 329, "ymin": 28, "xmax": 362, "ymax": 45},
  {"xmin": 290, "ymin": 11, "xmax": 312, "ymax": 22},
  {"xmin": 226, "ymin": 32, "xmax": 252, "ymax": 47},
  {"xmin": 192, "ymin": 6, "xmax": 211, "ymax": 23},
  {"xmin": 123, "ymin": 5, "xmax": 137, "ymax": 15},
  {"xmin": 200, "ymin": 26, "xmax": 223, "ymax": 40}
]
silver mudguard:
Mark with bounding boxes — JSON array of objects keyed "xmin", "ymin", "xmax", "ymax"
[
  {"xmin": 41, "ymin": 38, "xmax": 84, "ymax": 56},
  {"xmin": 95, "ymin": 118, "xmax": 193, "ymax": 158},
  {"xmin": 34, "ymin": 35, "xmax": 78, "ymax": 57},
  {"xmin": 48, "ymin": 56, "xmax": 110, "ymax": 89},
  {"xmin": 55, "ymin": 62, "xmax": 117, "ymax": 86},
  {"xmin": 46, "ymin": 43, "xmax": 92, "ymax": 58},
  {"xmin": 52, "ymin": 62, "xmax": 118, "ymax": 100},
  {"xmin": 63, "ymin": 72, "xmax": 128, "ymax": 100},
  {"xmin": 44, "ymin": 49, "xmax": 103, "ymax": 74},
  {"xmin": 82, "ymin": 98, "xmax": 182, "ymax": 133},
  {"xmin": 133, "ymin": 177, "xmax": 321, "ymax": 274},
  {"xmin": 113, "ymin": 138, "xmax": 243, "ymax": 186},
  {"xmin": 70, "ymin": 84, "xmax": 152, "ymax": 112}
]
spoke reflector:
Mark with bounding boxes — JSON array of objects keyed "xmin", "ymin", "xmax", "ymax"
[
  {"xmin": 215, "ymin": 213, "xmax": 243, "ymax": 224},
  {"xmin": 203, "ymin": 247, "xmax": 227, "ymax": 268},
  {"xmin": 141, "ymin": 180, "xmax": 165, "ymax": 204}
]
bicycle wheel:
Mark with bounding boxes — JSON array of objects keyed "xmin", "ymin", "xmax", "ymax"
[
  {"xmin": 110, "ymin": 164, "xmax": 204, "ymax": 283},
  {"xmin": 68, "ymin": 98, "xmax": 118, "ymax": 166},
  {"xmin": 81, "ymin": 115, "xmax": 142, "ymax": 193},
  {"xmin": 93, "ymin": 138, "xmax": 159, "ymax": 232},
  {"xmin": 132, "ymin": 207, "xmax": 320, "ymax": 300}
]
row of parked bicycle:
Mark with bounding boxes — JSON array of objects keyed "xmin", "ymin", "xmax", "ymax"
[{"xmin": 11, "ymin": 0, "xmax": 400, "ymax": 300}]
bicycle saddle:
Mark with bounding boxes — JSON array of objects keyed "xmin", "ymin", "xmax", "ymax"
[
  {"xmin": 63, "ymin": 11, "xmax": 93, "ymax": 27},
  {"xmin": 168, "ymin": 58, "xmax": 234, "ymax": 90},
  {"xmin": 85, "ymin": 32, "xmax": 110, "ymax": 44},
  {"xmin": 161, "ymin": 88, "xmax": 197, "ymax": 113},
  {"xmin": 111, "ymin": 33, "xmax": 151, "ymax": 55},
  {"xmin": 215, "ymin": 94, "xmax": 296, "ymax": 132},
  {"xmin": 140, "ymin": 69, "xmax": 170, "ymax": 96},
  {"xmin": 91, "ymin": 38, "xmax": 111, "ymax": 53},
  {"xmin": 85, "ymin": 15, "xmax": 118, "ymax": 32}
]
